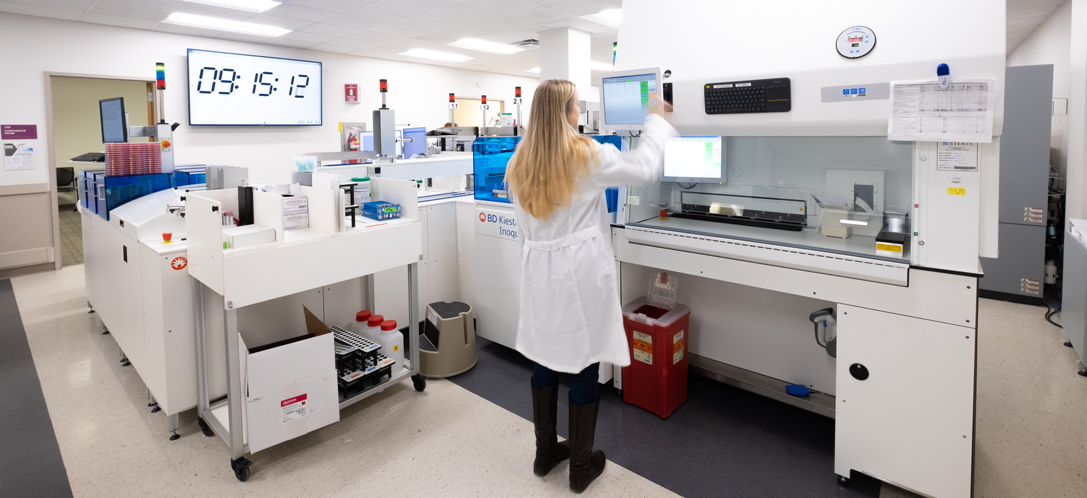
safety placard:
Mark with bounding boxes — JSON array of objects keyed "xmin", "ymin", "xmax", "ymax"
[
  {"xmin": 937, "ymin": 142, "xmax": 979, "ymax": 171},
  {"xmin": 632, "ymin": 331, "xmax": 652, "ymax": 365},
  {"xmin": 281, "ymin": 394, "xmax": 308, "ymax": 423},
  {"xmin": 947, "ymin": 188, "xmax": 966, "ymax": 196},
  {"xmin": 672, "ymin": 330, "xmax": 685, "ymax": 365}
]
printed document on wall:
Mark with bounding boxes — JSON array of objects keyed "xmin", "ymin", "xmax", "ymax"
[
  {"xmin": 887, "ymin": 79, "xmax": 996, "ymax": 143},
  {"xmin": 4, "ymin": 141, "xmax": 36, "ymax": 171}
]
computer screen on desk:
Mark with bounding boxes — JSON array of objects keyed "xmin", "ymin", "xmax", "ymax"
[{"xmin": 662, "ymin": 136, "xmax": 724, "ymax": 183}]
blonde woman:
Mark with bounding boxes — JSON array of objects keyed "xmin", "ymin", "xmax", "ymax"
[{"xmin": 506, "ymin": 79, "xmax": 675, "ymax": 493}]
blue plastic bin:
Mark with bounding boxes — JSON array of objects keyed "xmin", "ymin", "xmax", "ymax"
[
  {"xmin": 96, "ymin": 173, "xmax": 171, "ymax": 220},
  {"xmin": 473, "ymin": 136, "xmax": 522, "ymax": 203}
]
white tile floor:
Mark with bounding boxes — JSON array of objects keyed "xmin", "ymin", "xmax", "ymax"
[{"xmin": 11, "ymin": 265, "xmax": 1087, "ymax": 497}]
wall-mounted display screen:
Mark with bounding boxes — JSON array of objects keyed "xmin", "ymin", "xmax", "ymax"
[
  {"xmin": 187, "ymin": 49, "xmax": 322, "ymax": 126},
  {"xmin": 662, "ymin": 136, "xmax": 724, "ymax": 183}
]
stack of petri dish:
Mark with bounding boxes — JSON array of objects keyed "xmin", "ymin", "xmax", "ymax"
[{"xmin": 144, "ymin": 142, "xmax": 162, "ymax": 174}]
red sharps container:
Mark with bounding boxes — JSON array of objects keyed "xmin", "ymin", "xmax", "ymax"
[{"xmin": 621, "ymin": 272, "xmax": 690, "ymax": 419}]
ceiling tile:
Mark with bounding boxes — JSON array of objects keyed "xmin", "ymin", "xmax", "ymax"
[
  {"xmin": 263, "ymin": 37, "xmax": 320, "ymax": 48},
  {"xmin": 7, "ymin": 0, "xmax": 95, "ymax": 10},
  {"xmin": 175, "ymin": 3, "xmax": 252, "ymax": 21},
  {"xmin": 461, "ymin": 0, "xmax": 538, "ymax": 16},
  {"xmin": 376, "ymin": 0, "xmax": 458, "ymax": 14},
  {"xmin": 369, "ymin": 22, "xmax": 432, "ymax": 38},
  {"xmin": 346, "ymin": 3, "xmax": 421, "ymax": 23},
  {"xmin": 1007, "ymin": 4, "xmax": 1063, "ymax": 19},
  {"xmin": 547, "ymin": 0, "xmax": 616, "ymax": 16},
  {"xmin": 259, "ymin": 3, "xmax": 339, "ymax": 22},
  {"xmin": 527, "ymin": 0, "xmax": 565, "ymax": 5},
  {"xmin": 278, "ymin": 29, "xmax": 335, "ymax": 43},
  {"xmin": 340, "ymin": 30, "xmax": 398, "ymax": 47},
  {"xmin": 427, "ymin": 6, "xmax": 499, "ymax": 25},
  {"xmin": 397, "ymin": 13, "xmax": 459, "ymax": 31},
  {"xmin": 1006, "ymin": 0, "xmax": 1062, "ymax": 9},
  {"xmin": 309, "ymin": 43, "xmax": 357, "ymax": 53},
  {"xmin": 0, "ymin": 1, "xmax": 84, "ymax": 20},
  {"xmin": 299, "ymin": 22, "xmax": 365, "ymax": 38},
  {"xmin": 281, "ymin": 0, "xmax": 376, "ymax": 14},
  {"xmin": 319, "ymin": 14, "xmax": 372, "ymax": 29},
  {"xmin": 413, "ymin": 29, "xmax": 462, "ymax": 44},
  {"xmin": 88, "ymin": 2, "xmax": 172, "ymax": 21},
  {"xmin": 246, "ymin": 13, "xmax": 315, "ymax": 30},
  {"xmin": 97, "ymin": 0, "xmax": 184, "ymax": 10},
  {"xmin": 211, "ymin": 31, "xmax": 276, "ymax": 43},
  {"xmin": 539, "ymin": 17, "xmax": 598, "ymax": 30},
  {"xmin": 79, "ymin": 12, "xmax": 158, "ymax": 29},
  {"xmin": 485, "ymin": 15, "xmax": 543, "ymax": 31},
  {"xmin": 149, "ymin": 22, "xmax": 219, "ymax": 37},
  {"xmin": 507, "ymin": 6, "xmax": 571, "ymax": 24}
]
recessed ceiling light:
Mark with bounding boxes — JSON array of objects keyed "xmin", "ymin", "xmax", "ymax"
[
  {"xmin": 525, "ymin": 68, "xmax": 541, "ymax": 74},
  {"xmin": 447, "ymin": 38, "xmax": 525, "ymax": 54},
  {"xmin": 163, "ymin": 13, "xmax": 291, "ymax": 36},
  {"xmin": 184, "ymin": 0, "xmax": 281, "ymax": 13},
  {"xmin": 399, "ymin": 49, "xmax": 473, "ymax": 62},
  {"xmin": 580, "ymin": 9, "xmax": 622, "ymax": 29},
  {"xmin": 590, "ymin": 62, "xmax": 614, "ymax": 72}
]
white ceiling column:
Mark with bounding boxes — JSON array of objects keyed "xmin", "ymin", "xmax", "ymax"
[{"xmin": 538, "ymin": 27, "xmax": 591, "ymax": 100}]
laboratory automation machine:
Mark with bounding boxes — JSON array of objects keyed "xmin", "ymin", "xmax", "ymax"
[{"xmin": 614, "ymin": 1, "xmax": 1004, "ymax": 497}]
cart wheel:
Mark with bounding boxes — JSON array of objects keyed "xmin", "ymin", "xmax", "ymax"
[
  {"xmin": 198, "ymin": 417, "xmax": 214, "ymax": 437},
  {"xmin": 837, "ymin": 475, "xmax": 850, "ymax": 487},
  {"xmin": 412, "ymin": 374, "xmax": 426, "ymax": 392},
  {"xmin": 231, "ymin": 457, "xmax": 252, "ymax": 482}
]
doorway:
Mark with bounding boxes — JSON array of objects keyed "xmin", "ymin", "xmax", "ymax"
[
  {"xmin": 453, "ymin": 98, "xmax": 506, "ymax": 128},
  {"xmin": 46, "ymin": 74, "xmax": 155, "ymax": 267}
]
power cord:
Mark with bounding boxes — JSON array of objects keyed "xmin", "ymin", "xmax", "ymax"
[{"xmin": 1046, "ymin": 300, "xmax": 1062, "ymax": 329}]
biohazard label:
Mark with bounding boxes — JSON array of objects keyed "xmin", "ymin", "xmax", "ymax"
[
  {"xmin": 281, "ymin": 394, "xmax": 308, "ymax": 423},
  {"xmin": 632, "ymin": 331, "xmax": 652, "ymax": 365},
  {"xmin": 673, "ymin": 330, "xmax": 685, "ymax": 365}
]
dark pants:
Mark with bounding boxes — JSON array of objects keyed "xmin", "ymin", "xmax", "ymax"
[{"xmin": 532, "ymin": 362, "xmax": 600, "ymax": 406}]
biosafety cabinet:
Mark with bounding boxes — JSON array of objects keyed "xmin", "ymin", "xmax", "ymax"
[{"xmin": 615, "ymin": 1, "xmax": 1003, "ymax": 497}]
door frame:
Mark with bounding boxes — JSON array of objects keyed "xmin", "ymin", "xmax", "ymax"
[{"xmin": 44, "ymin": 72, "xmax": 157, "ymax": 269}]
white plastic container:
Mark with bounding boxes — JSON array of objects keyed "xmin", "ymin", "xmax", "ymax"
[
  {"xmin": 351, "ymin": 177, "xmax": 371, "ymax": 206},
  {"xmin": 375, "ymin": 320, "xmax": 404, "ymax": 367},
  {"xmin": 350, "ymin": 310, "xmax": 372, "ymax": 337},
  {"xmin": 364, "ymin": 314, "xmax": 385, "ymax": 342}
]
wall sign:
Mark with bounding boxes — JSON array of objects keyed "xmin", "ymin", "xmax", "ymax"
[
  {"xmin": 1, "ymin": 125, "xmax": 37, "ymax": 140},
  {"xmin": 344, "ymin": 84, "xmax": 359, "ymax": 104}
]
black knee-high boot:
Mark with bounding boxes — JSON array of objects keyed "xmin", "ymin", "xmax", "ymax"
[
  {"xmin": 568, "ymin": 398, "xmax": 605, "ymax": 493},
  {"xmin": 531, "ymin": 383, "xmax": 571, "ymax": 476}
]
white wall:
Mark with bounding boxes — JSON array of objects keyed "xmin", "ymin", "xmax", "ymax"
[
  {"xmin": 0, "ymin": 13, "xmax": 540, "ymax": 187},
  {"xmin": 1007, "ymin": 0, "xmax": 1071, "ymax": 180}
]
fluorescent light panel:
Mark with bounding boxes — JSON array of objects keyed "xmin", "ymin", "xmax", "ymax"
[
  {"xmin": 184, "ymin": 0, "xmax": 281, "ymax": 13},
  {"xmin": 163, "ymin": 12, "xmax": 290, "ymax": 36},
  {"xmin": 580, "ymin": 9, "xmax": 622, "ymax": 29},
  {"xmin": 447, "ymin": 38, "xmax": 524, "ymax": 54},
  {"xmin": 399, "ymin": 49, "xmax": 472, "ymax": 62},
  {"xmin": 590, "ymin": 61, "xmax": 614, "ymax": 71},
  {"xmin": 525, "ymin": 68, "xmax": 541, "ymax": 73}
]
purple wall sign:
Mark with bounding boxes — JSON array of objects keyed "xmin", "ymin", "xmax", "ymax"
[{"xmin": 1, "ymin": 125, "xmax": 38, "ymax": 140}]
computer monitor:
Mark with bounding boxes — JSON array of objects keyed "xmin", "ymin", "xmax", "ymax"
[
  {"xmin": 99, "ymin": 97, "xmax": 128, "ymax": 144},
  {"xmin": 662, "ymin": 136, "xmax": 725, "ymax": 183},
  {"xmin": 599, "ymin": 67, "xmax": 660, "ymax": 131},
  {"xmin": 360, "ymin": 131, "xmax": 374, "ymax": 152},
  {"xmin": 403, "ymin": 127, "xmax": 427, "ymax": 158}
]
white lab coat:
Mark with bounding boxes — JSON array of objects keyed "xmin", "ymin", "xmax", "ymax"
[{"xmin": 512, "ymin": 114, "xmax": 677, "ymax": 374}]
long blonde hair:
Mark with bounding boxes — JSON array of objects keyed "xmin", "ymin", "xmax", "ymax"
[{"xmin": 506, "ymin": 79, "xmax": 598, "ymax": 220}]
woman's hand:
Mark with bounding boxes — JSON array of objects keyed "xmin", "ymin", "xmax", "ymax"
[{"xmin": 648, "ymin": 94, "xmax": 673, "ymax": 116}]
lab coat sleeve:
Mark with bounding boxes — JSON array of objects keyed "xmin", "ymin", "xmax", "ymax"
[{"xmin": 591, "ymin": 114, "xmax": 678, "ymax": 187}]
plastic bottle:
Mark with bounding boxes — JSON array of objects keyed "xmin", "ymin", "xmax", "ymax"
[
  {"xmin": 350, "ymin": 310, "xmax": 371, "ymax": 337},
  {"xmin": 376, "ymin": 320, "xmax": 404, "ymax": 366},
  {"xmin": 364, "ymin": 314, "xmax": 385, "ymax": 342}
]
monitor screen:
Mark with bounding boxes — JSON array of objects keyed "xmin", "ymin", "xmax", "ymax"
[
  {"xmin": 187, "ymin": 49, "xmax": 322, "ymax": 126},
  {"xmin": 663, "ymin": 136, "xmax": 724, "ymax": 183},
  {"xmin": 403, "ymin": 127, "xmax": 427, "ymax": 158},
  {"xmin": 99, "ymin": 97, "xmax": 127, "ymax": 143},
  {"xmin": 602, "ymin": 72, "xmax": 657, "ymax": 126}
]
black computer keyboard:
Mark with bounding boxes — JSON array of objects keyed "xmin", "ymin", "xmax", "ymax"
[
  {"xmin": 704, "ymin": 78, "xmax": 791, "ymax": 114},
  {"xmin": 71, "ymin": 152, "xmax": 105, "ymax": 163}
]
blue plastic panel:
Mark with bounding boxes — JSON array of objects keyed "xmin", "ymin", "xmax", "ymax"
[
  {"xmin": 589, "ymin": 136, "xmax": 623, "ymax": 213},
  {"xmin": 589, "ymin": 134, "xmax": 622, "ymax": 151},
  {"xmin": 98, "ymin": 173, "xmax": 171, "ymax": 220},
  {"xmin": 473, "ymin": 136, "xmax": 522, "ymax": 203},
  {"xmin": 403, "ymin": 127, "xmax": 427, "ymax": 158}
]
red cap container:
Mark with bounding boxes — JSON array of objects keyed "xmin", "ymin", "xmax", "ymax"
[
  {"xmin": 381, "ymin": 320, "xmax": 397, "ymax": 331},
  {"xmin": 356, "ymin": 310, "xmax": 372, "ymax": 322},
  {"xmin": 367, "ymin": 315, "xmax": 385, "ymax": 327}
]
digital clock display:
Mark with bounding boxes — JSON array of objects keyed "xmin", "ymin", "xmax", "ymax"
[{"xmin": 187, "ymin": 49, "xmax": 322, "ymax": 126}]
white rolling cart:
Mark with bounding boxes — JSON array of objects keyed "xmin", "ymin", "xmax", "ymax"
[{"xmin": 186, "ymin": 178, "xmax": 426, "ymax": 482}]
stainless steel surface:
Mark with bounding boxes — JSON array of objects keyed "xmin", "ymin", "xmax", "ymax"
[
  {"xmin": 980, "ymin": 223, "xmax": 1045, "ymax": 297},
  {"xmin": 999, "ymin": 65, "xmax": 1052, "ymax": 225},
  {"xmin": 224, "ymin": 308, "xmax": 244, "ymax": 460},
  {"xmin": 688, "ymin": 354, "xmax": 836, "ymax": 418},
  {"xmin": 373, "ymin": 108, "xmax": 396, "ymax": 157}
]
